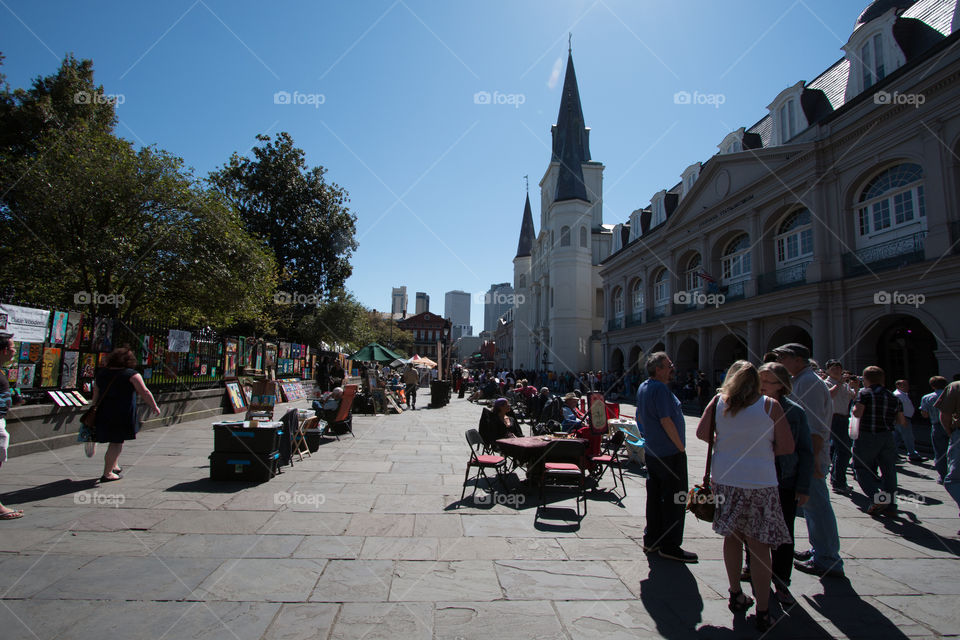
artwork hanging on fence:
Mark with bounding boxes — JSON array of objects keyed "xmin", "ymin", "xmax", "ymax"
[
  {"xmin": 143, "ymin": 367, "xmax": 152, "ymax": 380},
  {"xmin": 224, "ymin": 339, "xmax": 238, "ymax": 378},
  {"xmin": 92, "ymin": 317, "xmax": 113, "ymax": 352},
  {"xmin": 7, "ymin": 366, "xmax": 18, "ymax": 384},
  {"xmin": 167, "ymin": 329, "xmax": 191, "ymax": 353},
  {"xmin": 50, "ymin": 311, "xmax": 68, "ymax": 344},
  {"xmin": 97, "ymin": 352, "xmax": 109, "ymax": 367},
  {"xmin": 18, "ymin": 363, "xmax": 35, "ymax": 387},
  {"xmin": 27, "ymin": 343, "xmax": 42, "ymax": 363},
  {"xmin": 80, "ymin": 353, "xmax": 96, "ymax": 378},
  {"xmin": 64, "ymin": 312, "xmax": 83, "ymax": 349},
  {"xmin": 41, "ymin": 347, "xmax": 62, "ymax": 387},
  {"xmin": 61, "ymin": 351, "xmax": 79, "ymax": 389},
  {"xmin": 19, "ymin": 342, "xmax": 29, "ymax": 361}
]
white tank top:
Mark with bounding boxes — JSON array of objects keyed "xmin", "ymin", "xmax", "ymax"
[{"xmin": 711, "ymin": 395, "xmax": 777, "ymax": 489}]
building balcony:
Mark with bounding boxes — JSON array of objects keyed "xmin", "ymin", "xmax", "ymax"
[
  {"xmin": 842, "ymin": 231, "xmax": 927, "ymax": 277},
  {"xmin": 607, "ymin": 317, "xmax": 624, "ymax": 331},
  {"xmin": 647, "ymin": 305, "xmax": 669, "ymax": 322},
  {"xmin": 720, "ymin": 280, "xmax": 746, "ymax": 302},
  {"xmin": 757, "ymin": 261, "xmax": 811, "ymax": 295},
  {"xmin": 625, "ymin": 311, "xmax": 644, "ymax": 327}
]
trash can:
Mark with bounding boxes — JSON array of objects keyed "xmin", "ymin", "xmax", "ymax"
[{"xmin": 430, "ymin": 380, "xmax": 451, "ymax": 408}]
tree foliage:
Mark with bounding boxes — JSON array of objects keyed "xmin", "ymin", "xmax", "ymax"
[
  {"xmin": 209, "ymin": 132, "xmax": 359, "ymax": 333},
  {"xmin": 295, "ymin": 291, "xmax": 413, "ymax": 356}
]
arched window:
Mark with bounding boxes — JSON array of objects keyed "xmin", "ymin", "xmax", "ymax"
[
  {"xmin": 684, "ymin": 254, "xmax": 703, "ymax": 292},
  {"xmin": 612, "ymin": 287, "xmax": 624, "ymax": 319},
  {"xmin": 631, "ymin": 279, "xmax": 644, "ymax": 316},
  {"xmin": 654, "ymin": 269, "xmax": 670, "ymax": 307},
  {"xmin": 580, "ymin": 225, "xmax": 587, "ymax": 247},
  {"xmin": 560, "ymin": 226, "xmax": 571, "ymax": 247},
  {"xmin": 722, "ymin": 234, "xmax": 751, "ymax": 282},
  {"xmin": 856, "ymin": 163, "xmax": 925, "ymax": 241},
  {"xmin": 776, "ymin": 209, "xmax": 814, "ymax": 265}
]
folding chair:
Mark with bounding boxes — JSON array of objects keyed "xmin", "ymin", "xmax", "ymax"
[
  {"xmin": 460, "ymin": 428, "xmax": 507, "ymax": 502},
  {"xmin": 292, "ymin": 416, "xmax": 317, "ymax": 462},
  {"xmin": 539, "ymin": 439, "xmax": 589, "ymax": 517},
  {"xmin": 591, "ymin": 430, "xmax": 627, "ymax": 497},
  {"xmin": 327, "ymin": 384, "xmax": 357, "ymax": 439}
]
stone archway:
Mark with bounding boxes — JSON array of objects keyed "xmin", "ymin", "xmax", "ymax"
[
  {"xmin": 713, "ymin": 333, "xmax": 748, "ymax": 387},
  {"xmin": 858, "ymin": 314, "xmax": 939, "ymax": 395},
  {"xmin": 766, "ymin": 326, "xmax": 813, "ymax": 358},
  {"xmin": 675, "ymin": 337, "xmax": 699, "ymax": 380},
  {"xmin": 610, "ymin": 347, "xmax": 624, "ymax": 373},
  {"xmin": 628, "ymin": 345, "xmax": 644, "ymax": 373}
]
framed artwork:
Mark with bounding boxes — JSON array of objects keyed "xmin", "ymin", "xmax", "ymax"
[
  {"xmin": 224, "ymin": 339, "xmax": 238, "ymax": 378},
  {"xmin": 7, "ymin": 366, "xmax": 19, "ymax": 384},
  {"xmin": 18, "ymin": 342, "xmax": 29, "ymax": 361},
  {"xmin": 225, "ymin": 380, "xmax": 247, "ymax": 413},
  {"xmin": 143, "ymin": 367, "xmax": 152, "ymax": 380},
  {"xmin": 41, "ymin": 347, "xmax": 62, "ymax": 387},
  {"xmin": 61, "ymin": 351, "xmax": 79, "ymax": 389},
  {"xmin": 50, "ymin": 311, "xmax": 68, "ymax": 344},
  {"xmin": 27, "ymin": 343, "xmax": 42, "ymax": 363},
  {"xmin": 588, "ymin": 392, "xmax": 607, "ymax": 434},
  {"xmin": 64, "ymin": 312, "xmax": 83, "ymax": 350},
  {"xmin": 18, "ymin": 363, "xmax": 35, "ymax": 387},
  {"xmin": 92, "ymin": 317, "xmax": 113, "ymax": 352},
  {"xmin": 167, "ymin": 329, "xmax": 191, "ymax": 353},
  {"xmin": 80, "ymin": 353, "xmax": 97, "ymax": 378}
]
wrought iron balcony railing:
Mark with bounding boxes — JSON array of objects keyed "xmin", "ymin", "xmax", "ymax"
[
  {"xmin": 757, "ymin": 261, "xmax": 810, "ymax": 295},
  {"xmin": 842, "ymin": 231, "xmax": 927, "ymax": 277}
]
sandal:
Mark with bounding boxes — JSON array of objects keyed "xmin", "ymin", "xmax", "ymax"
[
  {"xmin": 756, "ymin": 609, "xmax": 773, "ymax": 632},
  {"xmin": 728, "ymin": 588, "xmax": 755, "ymax": 613},
  {"xmin": 0, "ymin": 510, "xmax": 24, "ymax": 520},
  {"xmin": 98, "ymin": 474, "xmax": 122, "ymax": 483}
]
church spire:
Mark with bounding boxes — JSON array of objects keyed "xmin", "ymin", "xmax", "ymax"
[
  {"xmin": 551, "ymin": 48, "xmax": 591, "ymax": 202},
  {"xmin": 515, "ymin": 191, "xmax": 536, "ymax": 258}
]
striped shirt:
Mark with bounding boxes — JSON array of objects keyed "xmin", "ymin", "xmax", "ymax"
[{"xmin": 856, "ymin": 385, "xmax": 902, "ymax": 433}]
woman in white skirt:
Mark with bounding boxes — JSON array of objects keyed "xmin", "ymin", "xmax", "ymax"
[{"xmin": 697, "ymin": 360, "xmax": 794, "ymax": 631}]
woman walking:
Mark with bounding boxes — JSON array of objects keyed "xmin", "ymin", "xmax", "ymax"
[
  {"xmin": 92, "ymin": 347, "xmax": 160, "ymax": 482},
  {"xmin": 697, "ymin": 360, "xmax": 794, "ymax": 631}
]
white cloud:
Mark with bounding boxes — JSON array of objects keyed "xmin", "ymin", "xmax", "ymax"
[{"xmin": 546, "ymin": 56, "xmax": 563, "ymax": 89}]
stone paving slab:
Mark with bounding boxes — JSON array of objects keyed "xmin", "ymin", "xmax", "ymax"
[{"xmin": 1, "ymin": 393, "xmax": 959, "ymax": 638}]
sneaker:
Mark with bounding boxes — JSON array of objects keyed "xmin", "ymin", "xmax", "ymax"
[
  {"xmin": 658, "ymin": 548, "xmax": 699, "ymax": 563},
  {"xmin": 793, "ymin": 559, "xmax": 844, "ymax": 578},
  {"xmin": 793, "ymin": 549, "xmax": 813, "ymax": 561}
]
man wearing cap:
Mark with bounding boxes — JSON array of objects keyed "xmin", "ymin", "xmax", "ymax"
[
  {"xmin": 774, "ymin": 343, "xmax": 844, "ymax": 578},
  {"xmin": 636, "ymin": 351, "xmax": 697, "ymax": 563},
  {"xmin": 561, "ymin": 392, "xmax": 586, "ymax": 432},
  {"xmin": 825, "ymin": 359, "xmax": 855, "ymax": 492}
]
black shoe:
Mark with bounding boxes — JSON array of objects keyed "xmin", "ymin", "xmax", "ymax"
[
  {"xmin": 831, "ymin": 484, "xmax": 851, "ymax": 494},
  {"xmin": 793, "ymin": 559, "xmax": 844, "ymax": 578},
  {"xmin": 794, "ymin": 549, "xmax": 813, "ymax": 561},
  {"xmin": 658, "ymin": 548, "xmax": 698, "ymax": 563}
]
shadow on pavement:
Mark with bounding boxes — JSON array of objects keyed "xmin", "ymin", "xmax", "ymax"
[
  {"xmin": 165, "ymin": 478, "xmax": 252, "ymax": 494},
  {"xmin": 800, "ymin": 576, "xmax": 911, "ymax": 639},
  {"xmin": 0, "ymin": 478, "xmax": 99, "ymax": 505}
]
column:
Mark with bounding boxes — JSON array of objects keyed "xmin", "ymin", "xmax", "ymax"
[
  {"xmin": 698, "ymin": 326, "xmax": 709, "ymax": 373},
  {"xmin": 811, "ymin": 307, "xmax": 829, "ymax": 363},
  {"xmin": 747, "ymin": 319, "xmax": 761, "ymax": 363}
]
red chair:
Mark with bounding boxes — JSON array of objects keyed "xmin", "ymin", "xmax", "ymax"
[
  {"xmin": 591, "ymin": 430, "xmax": 627, "ymax": 497},
  {"xmin": 538, "ymin": 439, "xmax": 589, "ymax": 517},
  {"xmin": 605, "ymin": 402, "xmax": 620, "ymax": 419},
  {"xmin": 327, "ymin": 384, "xmax": 357, "ymax": 439},
  {"xmin": 461, "ymin": 428, "xmax": 508, "ymax": 502}
]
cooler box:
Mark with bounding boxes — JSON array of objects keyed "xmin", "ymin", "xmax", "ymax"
[
  {"xmin": 209, "ymin": 450, "xmax": 280, "ymax": 482},
  {"xmin": 304, "ymin": 420, "xmax": 329, "ymax": 452},
  {"xmin": 212, "ymin": 422, "xmax": 282, "ymax": 454}
]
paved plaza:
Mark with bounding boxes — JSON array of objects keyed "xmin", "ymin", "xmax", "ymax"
[{"xmin": 1, "ymin": 390, "xmax": 959, "ymax": 639}]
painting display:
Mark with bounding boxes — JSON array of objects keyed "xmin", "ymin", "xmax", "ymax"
[
  {"xmin": 64, "ymin": 312, "xmax": 83, "ymax": 349},
  {"xmin": 18, "ymin": 363, "xmax": 35, "ymax": 387},
  {"xmin": 50, "ymin": 311, "xmax": 68, "ymax": 344},
  {"xmin": 225, "ymin": 380, "xmax": 247, "ymax": 413},
  {"xmin": 92, "ymin": 317, "xmax": 113, "ymax": 352},
  {"xmin": 80, "ymin": 353, "xmax": 97, "ymax": 378},
  {"xmin": 41, "ymin": 347, "xmax": 62, "ymax": 387},
  {"xmin": 61, "ymin": 351, "xmax": 79, "ymax": 389}
]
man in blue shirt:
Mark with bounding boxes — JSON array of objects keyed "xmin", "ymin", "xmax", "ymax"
[
  {"xmin": 560, "ymin": 392, "xmax": 585, "ymax": 433},
  {"xmin": 920, "ymin": 376, "xmax": 949, "ymax": 483},
  {"xmin": 636, "ymin": 352, "xmax": 696, "ymax": 563}
]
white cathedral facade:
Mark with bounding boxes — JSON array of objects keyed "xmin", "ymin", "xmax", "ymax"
[{"xmin": 512, "ymin": 51, "xmax": 612, "ymax": 372}]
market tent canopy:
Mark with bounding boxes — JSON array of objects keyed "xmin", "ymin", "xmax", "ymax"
[
  {"xmin": 348, "ymin": 343, "xmax": 404, "ymax": 363},
  {"xmin": 411, "ymin": 355, "xmax": 437, "ymax": 368},
  {"xmin": 390, "ymin": 358, "xmax": 411, "ymax": 367}
]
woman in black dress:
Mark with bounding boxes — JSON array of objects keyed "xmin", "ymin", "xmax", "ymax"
[{"xmin": 93, "ymin": 347, "xmax": 160, "ymax": 482}]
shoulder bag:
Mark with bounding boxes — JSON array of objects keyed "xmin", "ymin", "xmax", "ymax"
[
  {"xmin": 80, "ymin": 372, "xmax": 119, "ymax": 430},
  {"xmin": 687, "ymin": 395, "xmax": 718, "ymax": 522}
]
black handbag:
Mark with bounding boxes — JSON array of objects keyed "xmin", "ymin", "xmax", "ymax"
[{"xmin": 687, "ymin": 396, "xmax": 718, "ymax": 522}]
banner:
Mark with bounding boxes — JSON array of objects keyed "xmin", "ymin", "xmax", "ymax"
[
  {"xmin": 168, "ymin": 329, "xmax": 191, "ymax": 353},
  {"xmin": 0, "ymin": 303, "xmax": 51, "ymax": 343}
]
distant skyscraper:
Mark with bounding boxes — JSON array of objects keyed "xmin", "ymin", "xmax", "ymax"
[
  {"xmin": 484, "ymin": 282, "xmax": 514, "ymax": 332},
  {"xmin": 415, "ymin": 292, "xmax": 429, "ymax": 315},
  {"xmin": 445, "ymin": 290, "xmax": 471, "ymax": 336},
  {"xmin": 391, "ymin": 286, "xmax": 408, "ymax": 316}
]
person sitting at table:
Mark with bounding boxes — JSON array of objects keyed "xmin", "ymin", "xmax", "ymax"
[
  {"xmin": 312, "ymin": 386, "xmax": 343, "ymax": 422},
  {"xmin": 561, "ymin": 392, "xmax": 587, "ymax": 433},
  {"xmin": 479, "ymin": 398, "xmax": 522, "ymax": 448}
]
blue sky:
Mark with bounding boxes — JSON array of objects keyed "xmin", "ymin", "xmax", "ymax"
[{"xmin": 1, "ymin": 0, "xmax": 866, "ymax": 328}]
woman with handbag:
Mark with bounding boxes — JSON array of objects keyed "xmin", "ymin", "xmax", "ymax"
[
  {"xmin": 91, "ymin": 347, "xmax": 160, "ymax": 482},
  {"xmin": 696, "ymin": 360, "xmax": 794, "ymax": 632}
]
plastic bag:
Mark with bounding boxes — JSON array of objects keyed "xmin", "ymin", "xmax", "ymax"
[{"xmin": 848, "ymin": 414, "xmax": 860, "ymax": 440}]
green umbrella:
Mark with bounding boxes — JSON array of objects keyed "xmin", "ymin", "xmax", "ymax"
[{"xmin": 348, "ymin": 342, "xmax": 404, "ymax": 363}]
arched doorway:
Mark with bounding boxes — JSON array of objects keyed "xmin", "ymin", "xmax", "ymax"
[
  {"xmin": 610, "ymin": 348, "xmax": 624, "ymax": 373},
  {"xmin": 628, "ymin": 345, "xmax": 644, "ymax": 373},
  {"xmin": 767, "ymin": 326, "xmax": 812, "ymax": 356},
  {"xmin": 713, "ymin": 333, "xmax": 748, "ymax": 387},
  {"xmin": 675, "ymin": 338, "xmax": 699, "ymax": 380},
  {"xmin": 859, "ymin": 314, "xmax": 938, "ymax": 395},
  {"xmin": 651, "ymin": 341, "xmax": 665, "ymax": 353}
]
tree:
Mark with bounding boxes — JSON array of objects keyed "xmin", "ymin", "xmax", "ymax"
[
  {"xmin": 0, "ymin": 123, "xmax": 276, "ymax": 325},
  {"xmin": 209, "ymin": 132, "xmax": 358, "ymax": 333}
]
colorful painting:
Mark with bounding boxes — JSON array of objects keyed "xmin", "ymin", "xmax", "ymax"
[
  {"xmin": 41, "ymin": 347, "xmax": 62, "ymax": 387},
  {"xmin": 224, "ymin": 339, "xmax": 238, "ymax": 378},
  {"xmin": 7, "ymin": 366, "xmax": 19, "ymax": 384},
  {"xmin": 167, "ymin": 329, "xmax": 191, "ymax": 353},
  {"xmin": 80, "ymin": 353, "xmax": 97, "ymax": 378},
  {"xmin": 19, "ymin": 342, "xmax": 29, "ymax": 361},
  {"xmin": 61, "ymin": 351, "xmax": 79, "ymax": 389},
  {"xmin": 50, "ymin": 311, "xmax": 68, "ymax": 344},
  {"xmin": 64, "ymin": 312, "xmax": 83, "ymax": 349},
  {"xmin": 18, "ymin": 363, "xmax": 35, "ymax": 387},
  {"xmin": 225, "ymin": 380, "xmax": 247, "ymax": 413},
  {"xmin": 97, "ymin": 352, "xmax": 109, "ymax": 367},
  {"xmin": 92, "ymin": 317, "xmax": 113, "ymax": 352},
  {"xmin": 27, "ymin": 343, "xmax": 42, "ymax": 363}
]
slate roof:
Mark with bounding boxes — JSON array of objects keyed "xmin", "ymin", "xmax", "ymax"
[
  {"xmin": 551, "ymin": 52, "xmax": 591, "ymax": 202},
  {"xmin": 515, "ymin": 193, "xmax": 536, "ymax": 258}
]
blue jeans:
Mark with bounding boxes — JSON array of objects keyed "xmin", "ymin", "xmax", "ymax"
[
  {"xmin": 932, "ymin": 423, "xmax": 949, "ymax": 482},
  {"xmin": 799, "ymin": 475, "xmax": 843, "ymax": 571},
  {"xmin": 894, "ymin": 422, "xmax": 917, "ymax": 455},
  {"xmin": 852, "ymin": 430, "xmax": 898, "ymax": 506},
  {"xmin": 945, "ymin": 429, "xmax": 960, "ymax": 511},
  {"xmin": 830, "ymin": 414, "xmax": 853, "ymax": 488}
]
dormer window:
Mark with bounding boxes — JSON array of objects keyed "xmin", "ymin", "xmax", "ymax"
[
  {"xmin": 652, "ymin": 192, "xmax": 666, "ymax": 227},
  {"xmin": 768, "ymin": 82, "xmax": 806, "ymax": 145},
  {"xmin": 861, "ymin": 33, "xmax": 886, "ymax": 89},
  {"xmin": 779, "ymin": 99, "xmax": 797, "ymax": 143},
  {"xmin": 719, "ymin": 129, "xmax": 745, "ymax": 155},
  {"xmin": 681, "ymin": 163, "xmax": 701, "ymax": 199}
]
